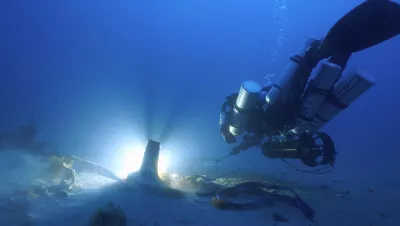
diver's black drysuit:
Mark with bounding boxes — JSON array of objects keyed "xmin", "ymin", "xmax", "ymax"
[{"xmin": 318, "ymin": 0, "xmax": 400, "ymax": 69}]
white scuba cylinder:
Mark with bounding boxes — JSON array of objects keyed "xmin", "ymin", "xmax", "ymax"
[
  {"xmin": 291, "ymin": 62, "xmax": 342, "ymax": 135},
  {"xmin": 307, "ymin": 70, "xmax": 375, "ymax": 133},
  {"xmin": 265, "ymin": 37, "xmax": 318, "ymax": 106},
  {"xmin": 229, "ymin": 80, "xmax": 262, "ymax": 136}
]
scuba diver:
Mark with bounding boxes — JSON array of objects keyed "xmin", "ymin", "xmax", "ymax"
[{"xmin": 219, "ymin": 0, "xmax": 400, "ymax": 173}]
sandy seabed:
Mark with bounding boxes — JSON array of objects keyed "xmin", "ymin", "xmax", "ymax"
[
  {"xmin": 0, "ymin": 151, "xmax": 396, "ymax": 226},
  {"xmin": 0, "ymin": 175, "xmax": 396, "ymax": 226}
]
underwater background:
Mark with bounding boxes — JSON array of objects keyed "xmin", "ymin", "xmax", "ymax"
[{"xmin": 0, "ymin": 0, "xmax": 399, "ymax": 225}]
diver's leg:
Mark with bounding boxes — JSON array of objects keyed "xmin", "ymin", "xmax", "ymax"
[{"xmin": 321, "ymin": 0, "xmax": 400, "ymax": 59}]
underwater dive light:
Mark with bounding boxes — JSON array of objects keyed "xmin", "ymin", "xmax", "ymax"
[{"xmin": 139, "ymin": 139, "xmax": 161, "ymax": 179}]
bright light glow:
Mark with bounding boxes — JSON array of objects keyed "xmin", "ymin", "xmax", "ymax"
[
  {"xmin": 115, "ymin": 145, "xmax": 170, "ymax": 179},
  {"xmin": 158, "ymin": 155, "xmax": 169, "ymax": 176}
]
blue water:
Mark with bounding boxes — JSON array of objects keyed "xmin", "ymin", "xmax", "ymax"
[{"xmin": 0, "ymin": 0, "xmax": 399, "ymax": 225}]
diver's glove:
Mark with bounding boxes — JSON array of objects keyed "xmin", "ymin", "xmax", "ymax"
[
  {"xmin": 229, "ymin": 146, "xmax": 241, "ymax": 155},
  {"xmin": 229, "ymin": 134, "xmax": 262, "ymax": 155}
]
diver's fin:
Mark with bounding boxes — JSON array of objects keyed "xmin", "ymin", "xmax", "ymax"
[{"xmin": 322, "ymin": 0, "xmax": 400, "ymax": 55}]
